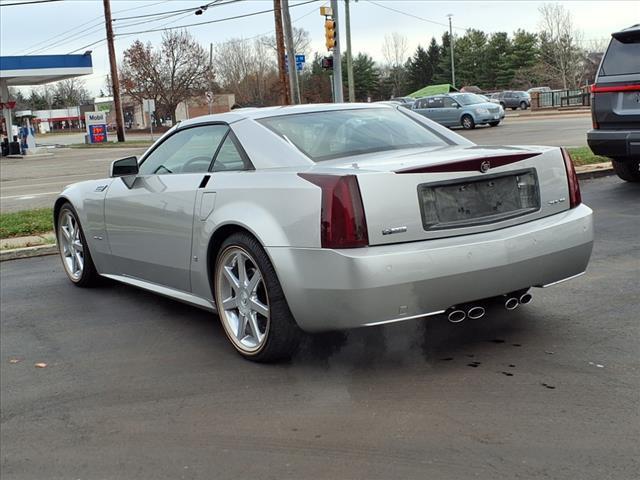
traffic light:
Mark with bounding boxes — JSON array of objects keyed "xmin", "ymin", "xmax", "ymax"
[
  {"xmin": 325, "ymin": 19, "xmax": 336, "ymax": 50},
  {"xmin": 321, "ymin": 56, "xmax": 333, "ymax": 70}
]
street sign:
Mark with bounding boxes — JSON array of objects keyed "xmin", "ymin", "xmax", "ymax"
[
  {"xmin": 85, "ymin": 111, "xmax": 108, "ymax": 144},
  {"xmin": 205, "ymin": 91, "xmax": 213, "ymax": 103},
  {"xmin": 285, "ymin": 54, "xmax": 306, "ymax": 72},
  {"xmin": 142, "ymin": 99, "xmax": 155, "ymax": 113}
]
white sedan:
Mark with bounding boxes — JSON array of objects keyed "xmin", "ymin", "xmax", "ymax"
[{"xmin": 54, "ymin": 103, "xmax": 593, "ymax": 361}]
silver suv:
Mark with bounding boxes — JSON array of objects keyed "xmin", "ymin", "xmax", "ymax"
[
  {"xmin": 587, "ymin": 24, "xmax": 640, "ymax": 182},
  {"xmin": 494, "ymin": 91, "xmax": 531, "ymax": 110}
]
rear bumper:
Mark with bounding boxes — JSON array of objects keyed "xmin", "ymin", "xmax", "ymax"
[
  {"xmin": 267, "ymin": 205, "xmax": 594, "ymax": 332},
  {"xmin": 587, "ymin": 129, "xmax": 640, "ymax": 159}
]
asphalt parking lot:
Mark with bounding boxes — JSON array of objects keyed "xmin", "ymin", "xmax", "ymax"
[{"xmin": 1, "ymin": 175, "xmax": 638, "ymax": 479}]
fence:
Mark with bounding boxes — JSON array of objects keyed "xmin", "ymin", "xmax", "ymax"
[{"xmin": 532, "ymin": 88, "xmax": 590, "ymax": 109}]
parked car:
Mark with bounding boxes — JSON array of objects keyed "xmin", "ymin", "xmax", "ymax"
[
  {"xmin": 494, "ymin": 91, "xmax": 531, "ymax": 110},
  {"xmin": 412, "ymin": 93, "xmax": 504, "ymax": 129},
  {"xmin": 587, "ymin": 24, "xmax": 640, "ymax": 182},
  {"xmin": 390, "ymin": 96, "xmax": 415, "ymax": 108},
  {"xmin": 54, "ymin": 104, "xmax": 593, "ymax": 362},
  {"xmin": 478, "ymin": 94, "xmax": 501, "ymax": 105},
  {"xmin": 527, "ymin": 87, "xmax": 552, "ymax": 94}
]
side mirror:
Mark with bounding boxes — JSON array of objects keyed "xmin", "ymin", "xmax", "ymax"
[{"xmin": 110, "ymin": 156, "xmax": 138, "ymax": 177}]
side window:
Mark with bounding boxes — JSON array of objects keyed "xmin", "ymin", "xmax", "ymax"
[
  {"xmin": 443, "ymin": 97, "xmax": 457, "ymax": 108},
  {"xmin": 427, "ymin": 97, "xmax": 444, "ymax": 108},
  {"xmin": 211, "ymin": 133, "xmax": 250, "ymax": 172},
  {"xmin": 139, "ymin": 124, "xmax": 228, "ymax": 175}
]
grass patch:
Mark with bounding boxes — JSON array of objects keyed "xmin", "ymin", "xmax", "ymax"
[
  {"xmin": 69, "ymin": 141, "xmax": 153, "ymax": 149},
  {"xmin": 0, "ymin": 208, "xmax": 53, "ymax": 239},
  {"xmin": 567, "ymin": 147, "xmax": 611, "ymax": 166}
]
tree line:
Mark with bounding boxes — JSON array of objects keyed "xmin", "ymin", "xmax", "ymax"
[{"xmin": 12, "ymin": 4, "xmax": 599, "ymax": 116}]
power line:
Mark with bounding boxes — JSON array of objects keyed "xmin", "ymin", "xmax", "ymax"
[
  {"xmin": 0, "ymin": 0, "xmax": 62, "ymax": 6},
  {"xmin": 11, "ymin": 0, "xmax": 171, "ymax": 55},
  {"xmin": 366, "ymin": 0, "xmax": 467, "ymax": 31},
  {"xmin": 114, "ymin": 0, "xmax": 318, "ymax": 38},
  {"xmin": 113, "ymin": 0, "xmax": 238, "ymax": 22}
]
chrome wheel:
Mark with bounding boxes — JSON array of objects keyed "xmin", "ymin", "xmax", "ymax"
[
  {"xmin": 462, "ymin": 116, "xmax": 473, "ymax": 129},
  {"xmin": 215, "ymin": 247, "xmax": 270, "ymax": 353},
  {"xmin": 58, "ymin": 210, "xmax": 84, "ymax": 281}
]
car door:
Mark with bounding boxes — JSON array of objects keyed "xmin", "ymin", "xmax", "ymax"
[
  {"xmin": 441, "ymin": 97, "xmax": 460, "ymax": 126},
  {"xmin": 190, "ymin": 130, "xmax": 255, "ymax": 301},
  {"xmin": 104, "ymin": 123, "xmax": 229, "ymax": 291}
]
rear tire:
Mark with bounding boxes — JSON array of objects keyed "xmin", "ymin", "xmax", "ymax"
[
  {"xmin": 214, "ymin": 232, "xmax": 302, "ymax": 362},
  {"xmin": 519, "ymin": 101, "xmax": 528, "ymax": 110},
  {"xmin": 56, "ymin": 203, "xmax": 100, "ymax": 287},
  {"xmin": 511, "ymin": 107, "xmax": 517, "ymax": 110},
  {"xmin": 611, "ymin": 158, "xmax": 640, "ymax": 182},
  {"xmin": 461, "ymin": 114, "xmax": 475, "ymax": 130},
  {"xmin": 489, "ymin": 121, "xmax": 500, "ymax": 127}
]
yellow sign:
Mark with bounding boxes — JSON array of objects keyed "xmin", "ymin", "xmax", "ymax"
[{"xmin": 320, "ymin": 6, "xmax": 333, "ymax": 16}]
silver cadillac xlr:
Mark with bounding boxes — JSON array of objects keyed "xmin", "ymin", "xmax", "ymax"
[{"xmin": 54, "ymin": 104, "xmax": 593, "ymax": 361}]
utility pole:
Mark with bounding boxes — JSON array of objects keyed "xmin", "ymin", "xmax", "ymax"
[
  {"xmin": 281, "ymin": 0, "xmax": 300, "ymax": 104},
  {"xmin": 344, "ymin": 0, "xmax": 355, "ymax": 102},
  {"xmin": 447, "ymin": 13, "xmax": 455, "ymax": 88},
  {"xmin": 330, "ymin": 0, "xmax": 343, "ymax": 102},
  {"xmin": 103, "ymin": 0, "xmax": 125, "ymax": 142},
  {"xmin": 273, "ymin": 0, "xmax": 290, "ymax": 105}
]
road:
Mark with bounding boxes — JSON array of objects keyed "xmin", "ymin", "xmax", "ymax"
[
  {"xmin": 1, "ymin": 176, "xmax": 638, "ymax": 480},
  {"xmin": 458, "ymin": 114, "xmax": 592, "ymax": 147},
  {"xmin": 1, "ymin": 115, "xmax": 591, "ymax": 213},
  {"xmin": 0, "ymin": 147, "xmax": 147, "ymax": 213}
]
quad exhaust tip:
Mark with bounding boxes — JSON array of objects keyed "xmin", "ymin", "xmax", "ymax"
[
  {"xmin": 519, "ymin": 292, "xmax": 533, "ymax": 305},
  {"xmin": 467, "ymin": 306, "xmax": 485, "ymax": 320},
  {"xmin": 504, "ymin": 297, "xmax": 519, "ymax": 311},
  {"xmin": 447, "ymin": 309, "xmax": 466, "ymax": 323}
]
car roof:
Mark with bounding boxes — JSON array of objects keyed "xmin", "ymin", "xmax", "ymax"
[{"xmin": 177, "ymin": 102, "xmax": 395, "ymax": 128}]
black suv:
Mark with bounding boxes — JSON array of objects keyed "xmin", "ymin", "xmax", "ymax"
[{"xmin": 587, "ymin": 24, "xmax": 640, "ymax": 182}]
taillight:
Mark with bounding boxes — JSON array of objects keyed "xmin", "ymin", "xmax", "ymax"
[
  {"xmin": 298, "ymin": 174, "xmax": 369, "ymax": 248},
  {"xmin": 590, "ymin": 83, "xmax": 640, "ymax": 93},
  {"xmin": 561, "ymin": 148, "xmax": 581, "ymax": 208}
]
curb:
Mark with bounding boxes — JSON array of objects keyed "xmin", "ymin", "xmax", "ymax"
[{"xmin": 0, "ymin": 244, "xmax": 58, "ymax": 262}]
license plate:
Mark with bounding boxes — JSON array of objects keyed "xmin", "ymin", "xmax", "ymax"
[{"xmin": 418, "ymin": 170, "xmax": 540, "ymax": 230}]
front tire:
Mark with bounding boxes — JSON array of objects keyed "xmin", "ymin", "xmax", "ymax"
[
  {"xmin": 214, "ymin": 232, "xmax": 302, "ymax": 362},
  {"xmin": 489, "ymin": 121, "xmax": 500, "ymax": 127},
  {"xmin": 611, "ymin": 158, "xmax": 640, "ymax": 182},
  {"xmin": 56, "ymin": 203, "xmax": 100, "ymax": 287},
  {"xmin": 461, "ymin": 114, "xmax": 475, "ymax": 130}
]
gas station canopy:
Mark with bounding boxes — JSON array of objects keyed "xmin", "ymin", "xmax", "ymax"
[{"xmin": 0, "ymin": 53, "xmax": 93, "ymax": 86}]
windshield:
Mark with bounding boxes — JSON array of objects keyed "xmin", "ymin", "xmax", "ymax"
[
  {"xmin": 452, "ymin": 93, "xmax": 486, "ymax": 106},
  {"xmin": 258, "ymin": 108, "xmax": 451, "ymax": 162}
]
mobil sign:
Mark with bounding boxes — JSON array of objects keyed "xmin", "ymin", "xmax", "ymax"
[{"xmin": 85, "ymin": 111, "xmax": 107, "ymax": 144}]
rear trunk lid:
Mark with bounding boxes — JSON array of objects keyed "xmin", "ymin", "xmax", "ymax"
[
  {"xmin": 325, "ymin": 145, "xmax": 572, "ymax": 246},
  {"xmin": 592, "ymin": 28, "xmax": 640, "ymax": 130}
]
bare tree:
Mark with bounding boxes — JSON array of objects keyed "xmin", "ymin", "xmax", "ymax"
[
  {"xmin": 120, "ymin": 30, "xmax": 211, "ymax": 120},
  {"xmin": 538, "ymin": 3, "xmax": 584, "ymax": 89},
  {"xmin": 381, "ymin": 32, "xmax": 409, "ymax": 96},
  {"xmin": 214, "ymin": 37, "xmax": 278, "ymax": 105},
  {"xmin": 52, "ymin": 78, "xmax": 91, "ymax": 106},
  {"xmin": 262, "ymin": 27, "xmax": 311, "ymax": 59}
]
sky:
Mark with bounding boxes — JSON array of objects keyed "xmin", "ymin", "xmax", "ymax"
[{"xmin": 1, "ymin": 0, "xmax": 637, "ymax": 96}]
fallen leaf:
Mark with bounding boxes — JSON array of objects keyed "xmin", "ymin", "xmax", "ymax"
[
  {"xmin": 35, "ymin": 362, "xmax": 47, "ymax": 368},
  {"xmin": 9, "ymin": 358, "xmax": 20, "ymax": 364}
]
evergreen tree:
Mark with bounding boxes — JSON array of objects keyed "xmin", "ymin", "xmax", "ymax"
[
  {"xmin": 454, "ymin": 29, "xmax": 488, "ymax": 87},
  {"xmin": 433, "ymin": 32, "xmax": 453, "ymax": 85},
  {"xmin": 406, "ymin": 45, "xmax": 432, "ymax": 93},
  {"xmin": 483, "ymin": 32, "xmax": 512, "ymax": 89},
  {"xmin": 426, "ymin": 37, "xmax": 442, "ymax": 86},
  {"xmin": 342, "ymin": 53, "xmax": 379, "ymax": 101}
]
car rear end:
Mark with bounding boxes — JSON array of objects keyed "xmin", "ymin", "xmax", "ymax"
[
  {"xmin": 271, "ymin": 142, "xmax": 593, "ymax": 331},
  {"xmin": 587, "ymin": 24, "xmax": 640, "ymax": 180}
]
